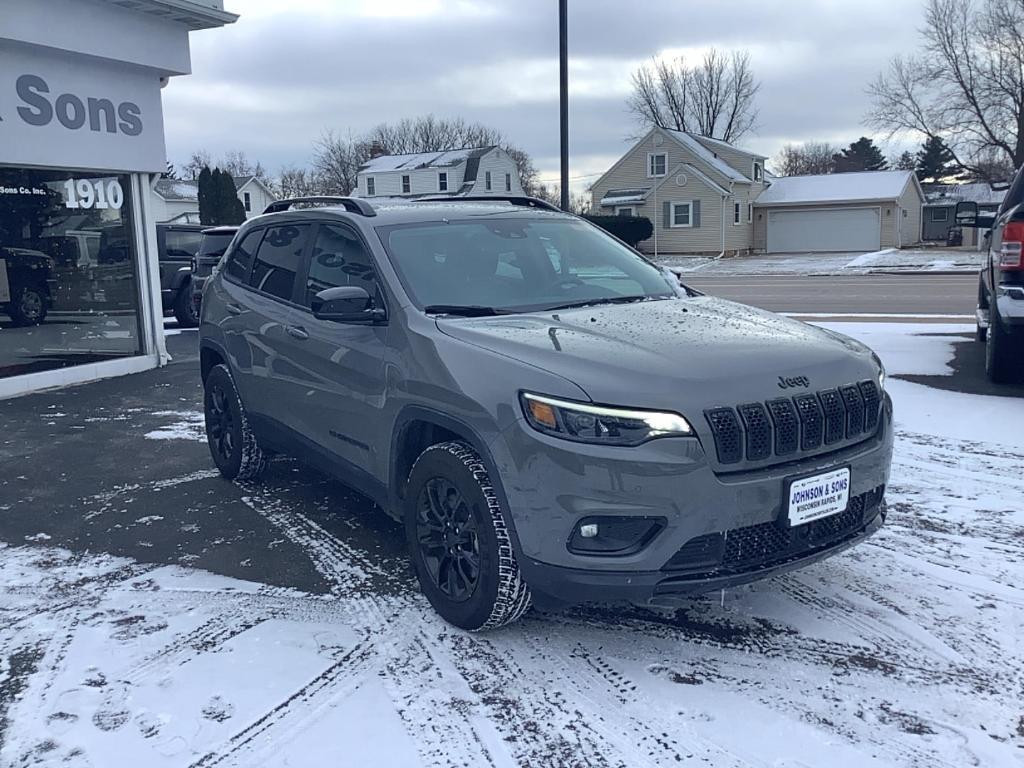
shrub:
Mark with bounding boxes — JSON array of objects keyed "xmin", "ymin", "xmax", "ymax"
[{"xmin": 582, "ymin": 215, "xmax": 654, "ymax": 247}]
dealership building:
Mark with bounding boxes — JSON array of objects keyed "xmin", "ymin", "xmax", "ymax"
[{"xmin": 0, "ymin": 0, "xmax": 236, "ymax": 398}]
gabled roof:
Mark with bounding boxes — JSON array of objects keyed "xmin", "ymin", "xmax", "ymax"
[
  {"xmin": 153, "ymin": 178, "xmax": 199, "ymax": 201},
  {"xmin": 692, "ymin": 133, "xmax": 768, "ymax": 160},
  {"xmin": 663, "ymin": 130, "xmax": 750, "ymax": 183},
  {"xmin": 922, "ymin": 182, "xmax": 1005, "ymax": 207},
  {"xmin": 756, "ymin": 170, "xmax": 919, "ymax": 206},
  {"xmin": 359, "ymin": 146, "xmax": 495, "ymax": 174}
]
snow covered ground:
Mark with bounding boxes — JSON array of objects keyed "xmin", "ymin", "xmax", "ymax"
[
  {"xmin": 1, "ymin": 323, "xmax": 1022, "ymax": 767},
  {"xmin": 656, "ymin": 248, "xmax": 985, "ymax": 276}
]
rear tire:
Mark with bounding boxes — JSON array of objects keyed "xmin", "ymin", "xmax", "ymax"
[
  {"xmin": 203, "ymin": 364, "xmax": 268, "ymax": 480},
  {"xmin": 8, "ymin": 286, "xmax": 47, "ymax": 326},
  {"xmin": 976, "ymin": 279, "xmax": 989, "ymax": 342},
  {"xmin": 173, "ymin": 284, "xmax": 199, "ymax": 327},
  {"xmin": 405, "ymin": 441, "xmax": 531, "ymax": 631},
  {"xmin": 986, "ymin": 303, "xmax": 1024, "ymax": 384}
]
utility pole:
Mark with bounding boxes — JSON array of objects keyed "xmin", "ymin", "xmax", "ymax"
[{"xmin": 559, "ymin": 0, "xmax": 569, "ymax": 211}]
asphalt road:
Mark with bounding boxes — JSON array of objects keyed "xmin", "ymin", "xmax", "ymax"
[{"xmin": 681, "ymin": 273, "xmax": 977, "ymax": 317}]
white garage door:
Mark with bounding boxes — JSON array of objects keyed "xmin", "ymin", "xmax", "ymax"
[{"xmin": 766, "ymin": 208, "xmax": 881, "ymax": 253}]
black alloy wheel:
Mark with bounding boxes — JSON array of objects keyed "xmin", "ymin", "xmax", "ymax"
[
  {"xmin": 416, "ymin": 477, "xmax": 481, "ymax": 602},
  {"xmin": 206, "ymin": 380, "xmax": 235, "ymax": 466}
]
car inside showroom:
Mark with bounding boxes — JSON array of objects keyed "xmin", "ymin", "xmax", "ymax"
[{"xmin": 0, "ymin": 0, "xmax": 236, "ymax": 398}]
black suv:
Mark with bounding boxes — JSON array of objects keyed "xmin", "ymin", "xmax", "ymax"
[
  {"xmin": 961, "ymin": 168, "xmax": 1024, "ymax": 383},
  {"xmin": 1, "ymin": 246, "xmax": 55, "ymax": 326},
  {"xmin": 189, "ymin": 226, "xmax": 239, "ymax": 319},
  {"xmin": 157, "ymin": 223, "xmax": 204, "ymax": 327}
]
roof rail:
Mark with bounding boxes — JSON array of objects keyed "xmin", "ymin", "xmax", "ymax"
[
  {"xmin": 263, "ymin": 196, "xmax": 376, "ymax": 217},
  {"xmin": 413, "ymin": 195, "xmax": 561, "ymax": 213}
]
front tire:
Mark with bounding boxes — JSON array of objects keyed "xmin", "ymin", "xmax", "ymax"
[
  {"xmin": 8, "ymin": 286, "xmax": 47, "ymax": 326},
  {"xmin": 405, "ymin": 441, "xmax": 531, "ymax": 630},
  {"xmin": 203, "ymin": 364, "xmax": 267, "ymax": 480}
]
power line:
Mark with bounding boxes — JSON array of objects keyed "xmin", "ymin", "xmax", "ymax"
[{"xmin": 532, "ymin": 171, "xmax": 602, "ymax": 182}]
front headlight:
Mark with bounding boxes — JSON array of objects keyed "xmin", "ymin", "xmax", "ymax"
[
  {"xmin": 520, "ymin": 392, "xmax": 693, "ymax": 446},
  {"xmin": 871, "ymin": 352, "xmax": 886, "ymax": 390}
]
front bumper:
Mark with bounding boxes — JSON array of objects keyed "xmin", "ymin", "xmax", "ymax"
[{"xmin": 495, "ymin": 395, "xmax": 893, "ymax": 606}]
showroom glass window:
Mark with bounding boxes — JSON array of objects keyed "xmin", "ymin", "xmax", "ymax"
[{"xmin": 0, "ymin": 167, "xmax": 142, "ymax": 379}]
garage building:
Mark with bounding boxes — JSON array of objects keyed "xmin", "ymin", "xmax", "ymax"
[{"xmin": 753, "ymin": 170, "xmax": 924, "ymax": 253}]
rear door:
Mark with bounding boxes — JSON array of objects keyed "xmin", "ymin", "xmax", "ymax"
[{"xmin": 283, "ymin": 222, "xmax": 390, "ymax": 476}]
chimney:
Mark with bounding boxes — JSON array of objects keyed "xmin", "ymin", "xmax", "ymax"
[{"xmin": 369, "ymin": 140, "xmax": 386, "ymax": 159}]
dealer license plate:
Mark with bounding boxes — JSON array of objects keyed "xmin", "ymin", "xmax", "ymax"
[{"xmin": 786, "ymin": 467, "xmax": 850, "ymax": 526}]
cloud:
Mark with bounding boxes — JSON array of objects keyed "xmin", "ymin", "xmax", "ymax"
[{"xmin": 164, "ymin": 0, "xmax": 926, "ymax": 189}]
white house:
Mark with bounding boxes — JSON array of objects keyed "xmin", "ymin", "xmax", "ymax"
[
  {"xmin": 355, "ymin": 146, "xmax": 524, "ymax": 199},
  {"xmin": 150, "ymin": 175, "xmax": 278, "ymax": 223}
]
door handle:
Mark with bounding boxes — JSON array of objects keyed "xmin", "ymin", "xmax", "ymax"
[
  {"xmin": 286, "ymin": 325, "xmax": 309, "ymax": 340},
  {"xmin": 225, "ymin": 303, "xmax": 243, "ymax": 316}
]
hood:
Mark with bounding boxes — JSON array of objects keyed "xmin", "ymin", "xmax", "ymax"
[{"xmin": 436, "ymin": 297, "xmax": 879, "ymax": 412}]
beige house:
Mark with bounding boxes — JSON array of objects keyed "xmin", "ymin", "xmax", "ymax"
[
  {"xmin": 591, "ymin": 127, "xmax": 768, "ymax": 255},
  {"xmin": 593, "ymin": 129, "xmax": 926, "ymax": 254}
]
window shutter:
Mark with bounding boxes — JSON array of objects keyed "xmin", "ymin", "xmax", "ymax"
[
  {"xmin": 663, "ymin": 201, "xmax": 672, "ymax": 228},
  {"xmin": 693, "ymin": 200, "xmax": 701, "ymax": 228}
]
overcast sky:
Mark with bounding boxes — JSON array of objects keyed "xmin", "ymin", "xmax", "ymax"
[{"xmin": 163, "ymin": 0, "xmax": 926, "ymax": 190}]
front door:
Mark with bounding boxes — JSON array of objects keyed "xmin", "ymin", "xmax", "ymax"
[{"xmin": 284, "ymin": 222, "xmax": 390, "ymax": 478}]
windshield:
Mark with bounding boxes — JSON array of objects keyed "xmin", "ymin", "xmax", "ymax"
[{"xmin": 378, "ymin": 218, "xmax": 676, "ymax": 313}]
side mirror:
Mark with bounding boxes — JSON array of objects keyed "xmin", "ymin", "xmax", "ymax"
[
  {"xmin": 955, "ymin": 201, "xmax": 978, "ymax": 225},
  {"xmin": 955, "ymin": 201, "xmax": 995, "ymax": 229},
  {"xmin": 311, "ymin": 286, "xmax": 385, "ymax": 323}
]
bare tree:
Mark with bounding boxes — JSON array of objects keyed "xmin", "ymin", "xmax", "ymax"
[
  {"xmin": 533, "ymin": 183, "xmax": 590, "ymax": 214},
  {"xmin": 277, "ymin": 165, "xmax": 324, "ymax": 199},
  {"xmin": 627, "ymin": 50, "xmax": 760, "ymax": 142},
  {"xmin": 219, "ymin": 150, "xmax": 273, "ymax": 187},
  {"xmin": 867, "ymin": 0, "xmax": 1024, "ymax": 180},
  {"xmin": 182, "ymin": 150, "xmax": 212, "ymax": 180},
  {"xmin": 771, "ymin": 142, "xmax": 840, "ymax": 176},
  {"xmin": 311, "ymin": 130, "xmax": 373, "ymax": 195}
]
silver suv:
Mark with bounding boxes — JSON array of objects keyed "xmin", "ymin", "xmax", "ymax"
[{"xmin": 198, "ymin": 196, "xmax": 893, "ymax": 630}]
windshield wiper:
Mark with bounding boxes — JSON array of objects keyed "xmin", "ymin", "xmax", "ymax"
[
  {"xmin": 540, "ymin": 295, "xmax": 654, "ymax": 312},
  {"xmin": 424, "ymin": 304, "xmax": 516, "ymax": 317}
]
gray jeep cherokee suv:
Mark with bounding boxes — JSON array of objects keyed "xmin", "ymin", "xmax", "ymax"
[{"xmin": 198, "ymin": 195, "xmax": 892, "ymax": 630}]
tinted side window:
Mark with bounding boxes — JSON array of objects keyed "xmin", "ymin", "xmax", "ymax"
[
  {"xmin": 163, "ymin": 230, "xmax": 202, "ymax": 260},
  {"xmin": 249, "ymin": 224, "xmax": 311, "ymax": 301},
  {"xmin": 304, "ymin": 224, "xmax": 380, "ymax": 307},
  {"xmin": 225, "ymin": 230, "xmax": 264, "ymax": 282}
]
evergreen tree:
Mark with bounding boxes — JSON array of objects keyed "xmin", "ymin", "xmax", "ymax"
[
  {"xmin": 915, "ymin": 136, "xmax": 957, "ymax": 182},
  {"xmin": 218, "ymin": 170, "xmax": 247, "ymax": 225},
  {"xmin": 894, "ymin": 151, "xmax": 916, "ymax": 171},
  {"xmin": 833, "ymin": 137, "xmax": 888, "ymax": 173},
  {"xmin": 197, "ymin": 166, "xmax": 215, "ymax": 225}
]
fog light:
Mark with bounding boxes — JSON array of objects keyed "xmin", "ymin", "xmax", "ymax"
[{"xmin": 567, "ymin": 516, "xmax": 666, "ymax": 555}]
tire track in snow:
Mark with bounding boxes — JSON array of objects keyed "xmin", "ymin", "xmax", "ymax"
[{"xmin": 440, "ymin": 629, "xmax": 632, "ymax": 768}]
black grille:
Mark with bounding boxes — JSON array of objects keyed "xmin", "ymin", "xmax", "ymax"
[
  {"xmin": 840, "ymin": 385, "xmax": 865, "ymax": 437},
  {"xmin": 818, "ymin": 389, "xmax": 846, "ymax": 445},
  {"xmin": 859, "ymin": 380, "xmax": 881, "ymax": 432},
  {"xmin": 794, "ymin": 394, "xmax": 824, "ymax": 450},
  {"xmin": 737, "ymin": 403, "xmax": 772, "ymax": 461},
  {"xmin": 766, "ymin": 398, "xmax": 799, "ymax": 455},
  {"xmin": 663, "ymin": 486, "xmax": 885, "ymax": 573},
  {"xmin": 705, "ymin": 408, "xmax": 742, "ymax": 464},
  {"xmin": 704, "ymin": 380, "xmax": 883, "ymax": 466}
]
